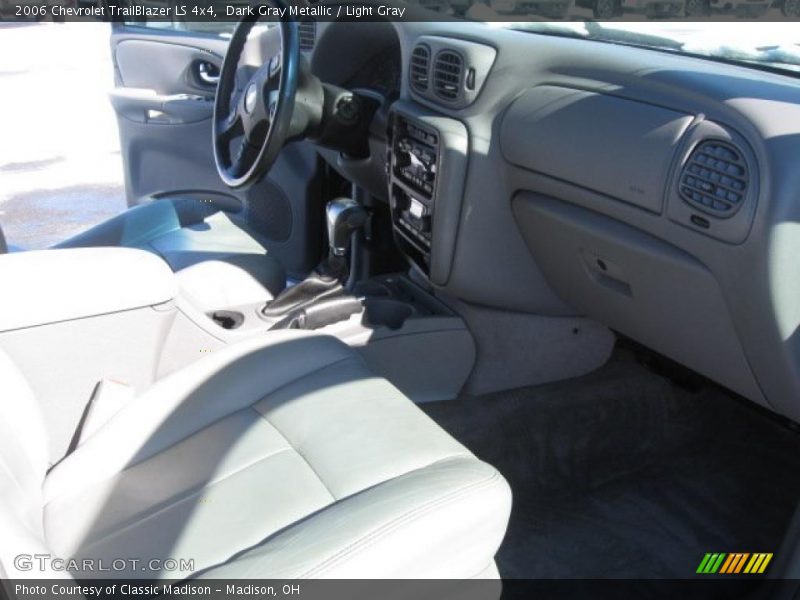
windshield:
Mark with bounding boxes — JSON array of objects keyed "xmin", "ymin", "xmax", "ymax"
[{"xmin": 482, "ymin": 22, "xmax": 800, "ymax": 75}]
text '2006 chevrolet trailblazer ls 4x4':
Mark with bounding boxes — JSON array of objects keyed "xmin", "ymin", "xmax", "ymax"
[{"xmin": 1, "ymin": 10, "xmax": 800, "ymax": 598}]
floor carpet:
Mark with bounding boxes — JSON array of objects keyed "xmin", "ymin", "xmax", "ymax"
[{"xmin": 422, "ymin": 348, "xmax": 800, "ymax": 579}]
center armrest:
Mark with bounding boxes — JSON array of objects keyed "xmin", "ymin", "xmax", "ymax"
[{"xmin": 0, "ymin": 247, "xmax": 176, "ymax": 332}]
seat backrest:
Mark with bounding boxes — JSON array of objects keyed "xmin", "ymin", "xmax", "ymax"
[{"xmin": 0, "ymin": 348, "xmax": 51, "ymax": 575}]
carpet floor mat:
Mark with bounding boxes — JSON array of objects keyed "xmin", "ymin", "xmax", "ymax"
[{"xmin": 422, "ymin": 349, "xmax": 800, "ymax": 579}]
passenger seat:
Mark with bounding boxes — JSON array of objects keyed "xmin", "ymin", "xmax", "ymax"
[
  {"xmin": 0, "ymin": 331, "xmax": 511, "ymax": 580},
  {"xmin": 53, "ymin": 199, "xmax": 287, "ymax": 309}
]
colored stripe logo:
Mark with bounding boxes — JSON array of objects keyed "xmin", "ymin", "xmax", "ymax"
[{"xmin": 697, "ymin": 553, "xmax": 773, "ymax": 574}]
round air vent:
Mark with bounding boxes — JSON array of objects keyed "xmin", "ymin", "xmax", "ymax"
[{"xmin": 679, "ymin": 140, "xmax": 748, "ymax": 218}]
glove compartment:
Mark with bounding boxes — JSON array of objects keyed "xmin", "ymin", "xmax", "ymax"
[{"xmin": 512, "ymin": 192, "xmax": 765, "ymax": 409}]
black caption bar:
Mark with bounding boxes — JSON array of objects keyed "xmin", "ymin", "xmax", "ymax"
[
  {"xmin": 4, "ymin": 578, "xmax": 800, "ymax": 600},
  {"xmin": 0, "ymin": 0, "xmax": 799, "ymax": 22}
]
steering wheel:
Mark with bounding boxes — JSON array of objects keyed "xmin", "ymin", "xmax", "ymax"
[{"xmin": 213, "ymin": 6, "xmax": 300, "ymax": 189}]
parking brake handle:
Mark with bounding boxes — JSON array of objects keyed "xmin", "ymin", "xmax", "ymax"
[{"xmin": 268, "ymin": 295, "xmax": 363, "ymax": 331}]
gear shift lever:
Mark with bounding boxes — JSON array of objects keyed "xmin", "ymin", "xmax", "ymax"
[
  {"xmin": 262, "ymin": 198, "xmax": 366, "ymax": 318},
  {"xmin": 327, "ymin": 197, "xmax": 367, "ymax": 258}
]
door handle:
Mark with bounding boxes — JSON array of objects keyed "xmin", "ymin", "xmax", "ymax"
[
  {"xmin": 197, "ymin": 61, "xmax": 220, "ymax": 86},
  {"xmin": 109, "ymin": 88, "xmax": 214, "ymax": 124}
]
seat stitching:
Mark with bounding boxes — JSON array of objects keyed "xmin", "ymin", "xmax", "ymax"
[
  {"xmin": 44, "ymin": 405, "xmax": 269, "ymax": 507},
  {"xmin": 245, "ymin": 355, "xmax": 360, "ymax": 416},
  {"xmin": 120, "ymin": 354, "xmax": 356, "ymax": 472},
  {"xmin": 60, "ymin": 446, "xmax": 295, "ymax": 552},
  {"xmin": 301, "ymin": 466, "xmax": 501, "ymax": 578},
  {"xmin": 250, "ymin": 407, "xmax": 338, "ymax": 502},
  {"xmin": 192, "ymin": 453, "xmax": 475, "ymax": 578},
  {"xmin": 99, "ymin": 355, "xmax": 357, "ymax": 532},
  {"xmin": 44, "ymin": 355, "xmax": 359, "ymax": 509},
  {"xmin": 300, "ymin": 463, "xmax": 501, "ymax": 578},
  {"xmin": 246, "ymin": 355, "xmax": 373, "ymax": 501}
]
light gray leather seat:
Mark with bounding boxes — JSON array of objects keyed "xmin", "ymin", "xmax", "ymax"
[
  {"xmin": 53, "ymin": 199, "xmax": 287, "ymax": 308},
  {"xmin": 0, "ymin": 331, "xmax": 511, "ymax": 580}
]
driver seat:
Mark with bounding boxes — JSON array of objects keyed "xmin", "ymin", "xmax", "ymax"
[{"xmin": 52, "ymin": 198, "xmax": 288, "ymax": 311}]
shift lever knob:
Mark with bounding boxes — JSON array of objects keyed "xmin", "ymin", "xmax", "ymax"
[{"xmin": 326, "ymin": 198, "xmax": 367, "ymax": 257}]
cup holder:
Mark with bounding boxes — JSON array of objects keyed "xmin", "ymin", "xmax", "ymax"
[
  {"xmin": 208, "ymin": 310, "xmax": 244, "ymax": 330},
  {"xmin": 352, "ymin": 280, "xmax": 391, "ymax": 297},
  {"xmin": 363, "ymin": 298, "xmax": 413, "ymax": 330}
]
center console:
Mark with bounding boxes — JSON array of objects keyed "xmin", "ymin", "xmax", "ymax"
[
  {"xmin": 386, "ymin": 102, "xmax": 469, "ymax": 286},
  {"xmin": 389, "ymin": 114, "xmax": 438, "ymax": 274},
  {"xmin": 163, "ymin": 272, "xmax": 476, "ymax": 403},
  {"xmin": 157, "ymin": 104, "xmax": 475, "ymax": 403}
]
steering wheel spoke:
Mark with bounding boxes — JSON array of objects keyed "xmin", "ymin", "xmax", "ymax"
[
  {"xmin": 211, "ymin": 6, "xmax": 302, "ymax": 190},
  {"xmin": 230, "ymin": 139, "xmax": 260, "ymax": 178},
  {"xmin": 217, "ymin": 110, "xmax": 244, "ymax": 143},
  {"xmin": 266, "ymin": 89, "xmax": 280, "ymax": 123},
  {"xmin": 268, "ymin": 52, "xmax": 282, "ymax": 79}
]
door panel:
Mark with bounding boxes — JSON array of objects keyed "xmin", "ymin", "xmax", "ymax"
[
  {"xmin": 109, "ymin": 26, "xmax": 323, "ymax": 278},
  {"xmin": 109, "ymin": 88, "xmax": 214, "ymax": 125},
  {"xmin": 115, "ymin": 39, "xmax": 223, "ymax": 94}
]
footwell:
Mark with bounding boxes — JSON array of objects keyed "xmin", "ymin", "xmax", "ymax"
[{"xmin": 423, "ymin": 350, "xmax": 800, "ymax": 579}]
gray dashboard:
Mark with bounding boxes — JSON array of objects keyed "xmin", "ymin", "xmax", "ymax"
[{"xmin": 310, "ymin": 21, "xmax": 800, "ymax": 423}]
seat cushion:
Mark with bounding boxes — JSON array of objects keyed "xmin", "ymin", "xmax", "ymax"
[
  {"xmin": 55, "ymin": 201, "xmax": 287, "ymax": 305},
  {"xmin": 144, "ymin": 211, "xmax": 272, "ymax": 272},
  {"xmin": 146, "ymin": 211, "xmax": 287, "ymax": 307},
  {"xmin": 174, "ymin": 254, "xmax": 286, "ymax": 309},
  {"xmin": 42, "ymin": 332, "xmax": 511, "ymax": 579}
]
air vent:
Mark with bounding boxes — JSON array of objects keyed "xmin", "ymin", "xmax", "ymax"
[
  {"xmin": 433, "ymin": 50, "xmax": 463, "ymax": 101},
  {"xmin": 410, "ymin": 44, "xmax": 430, "ymax": 92},
  {"xmin": 298, "ymin": 20, "xmax": 316, "ymax": 51},
  {"xmin": 679, "ymin": 140, "xmax": 748, "ymax": 217}
]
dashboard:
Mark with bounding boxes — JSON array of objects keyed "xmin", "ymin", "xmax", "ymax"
[
  {"xmin": 344, "ymin": 46, "xmax": 402, "ymax": 99},
  {"xmin": 309, "ymin": 21, "xmax": 401, "ymax": 100},
  {"xmin": 305, "ymin": 19, "xmax": 800, "ymax": 425}
]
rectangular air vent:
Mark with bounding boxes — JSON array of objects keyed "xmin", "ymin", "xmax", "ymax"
[
  {"xmin": 410, "ymin": 44, "xmax": 430, "ymax": 92},
  {"xmin": 298, "ymin": 20, "xmax": 316, "ymax": 51},
  {"xmin": 433, "ymin": 50, "xmax": 463, "ymax": 101},
  {"xmin": 679, "ymin": 140, "xmax": 748, "ymax": 218}
]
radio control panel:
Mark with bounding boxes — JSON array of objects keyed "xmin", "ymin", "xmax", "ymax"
[
  {"xmin": 393, "ymin": 118, "xmax": 438, "ymax": 199},
  {"xmin": 388, "ymin": 114, "xmax": 441, "ymax": 275}
]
